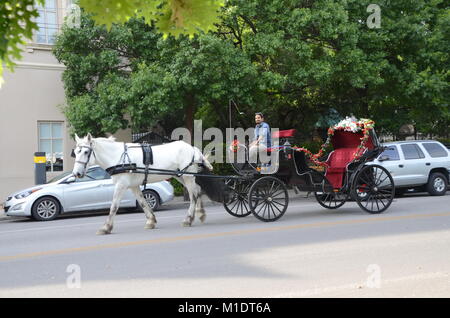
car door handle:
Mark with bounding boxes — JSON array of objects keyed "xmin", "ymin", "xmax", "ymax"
[
  {"xmin": 398, "ymin": 164, "xmax": 404, "ymax": 168},
  {"xmin": 425, "ymin": 163, "xmax": 431, "ymax": 166}
]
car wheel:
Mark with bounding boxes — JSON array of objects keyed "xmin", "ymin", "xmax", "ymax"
[
  {"xmin": 427, "ymin": 173, "xmax": 448, "ymax": 196},
  {"xmin": 139, "ymin": 190, "xmax": 161, "ymax": 211},
  {"xmin": 31, "ymin": 197, "xmax": 61, "ymax": 221}
]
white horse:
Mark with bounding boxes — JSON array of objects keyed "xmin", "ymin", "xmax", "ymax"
[{"xmin": 72, "ymin": 133, "xmax": 216, "ymax": 235}]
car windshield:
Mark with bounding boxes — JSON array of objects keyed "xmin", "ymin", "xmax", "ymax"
[{"xmin": 46, "ymin": 171, "xmax": 73, "ymax": 184}]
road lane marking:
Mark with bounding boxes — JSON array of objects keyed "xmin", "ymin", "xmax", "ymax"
[{"xmin": 1, "ymin": 211, "xmax": 450, "ymax": 262}]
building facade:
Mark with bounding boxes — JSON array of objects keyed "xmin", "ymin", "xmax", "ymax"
[{"xmin": 0, "ymin": 0, "xmax": 130, "ymax": 200}]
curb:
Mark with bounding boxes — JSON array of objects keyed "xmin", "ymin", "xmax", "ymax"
[
  {"xmin": 0, "ymin": 208, "xmax": 8, "ymax": 220},
  {"xmin": 0, "ymin": 190, "xmax": 314, "ymax": 220}
]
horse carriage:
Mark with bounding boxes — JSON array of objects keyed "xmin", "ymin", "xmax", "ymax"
[
  {"xmin": 223, "ymin": 118, "xmax": 395, "ymax": 222},
  {"xmin": 71, "ymin": 117, "xmax": 395, "ymax": 234}
]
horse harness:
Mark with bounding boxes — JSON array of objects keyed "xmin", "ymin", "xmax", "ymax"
[
  {"xmin": 104, "ymin": 143, "xmax": 198, "ymax": 188},
  {"xmin": 72, "ymin": 145, "xmax": 96, "ymax": 169}
]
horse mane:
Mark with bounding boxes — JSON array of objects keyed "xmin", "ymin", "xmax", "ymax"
[{"xmin": 94, "ymin": 136, "xmax": 117, "ymax": 143}]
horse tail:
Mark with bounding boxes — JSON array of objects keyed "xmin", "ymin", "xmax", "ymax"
[
  {"xmin": 202, "ymin": 153, "xmax": 214, "ymax": 171},
  {"xmin": 193, "ymin": 146, "xmax": 213, "ymax": 171}
]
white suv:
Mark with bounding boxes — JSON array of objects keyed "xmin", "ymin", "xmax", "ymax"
[{"xmin": 371, "ymin": 140, "xmax": 450, "ymax": 196}]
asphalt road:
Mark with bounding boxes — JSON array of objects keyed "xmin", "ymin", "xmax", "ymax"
[{"xmin": 0, "ymin": 193, "xmax": 449, "ymax": 298}]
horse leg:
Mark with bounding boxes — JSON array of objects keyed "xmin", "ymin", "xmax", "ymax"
[
  {"xmin": 195, "ymin": 196, "xmax": 206, "ymax": 223},
  {"xmin": 131, "ymin": 186, "xmax": 157, "ymax": 230},
  {"xmin": 173, "ymin": 176, "xmax": 193, "ymax": 226},
  {"xmin": 97, "ymin": 183, "xmax": 127, "ymax": 235},
  {"xmin": 176, "ymin": 176, "xmax": 206, "ymax": 224},
  {"xmin": 181, "ymin": 176, "xmax": 200, "ymax": 227}
]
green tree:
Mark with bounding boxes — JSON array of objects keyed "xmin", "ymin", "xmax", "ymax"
[
  {"xmin": 79, "ymin": 0, "xmax": 224, "ymax": 38},
  {"xmin": 56, "ymin": 0, "xmax": 449, "ymax": 140},
  {"xmin": 54, "ymin": 13, "xmax": 260, "ymax": 137},
  {"xmin": 216, "ymin": 0, "xmax": 449, "ymax": 139},
  {"xmin": 1, "ymin": 0, "xmax": 224, "ymax": 87}
]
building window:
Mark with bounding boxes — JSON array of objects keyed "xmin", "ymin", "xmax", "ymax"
[
  {"xmin": 39, "ymin": 122, "xmax": 64, "ymax": 171},
  {"xmin": 36, "ymin": 0, "xmax": 58, "ymax": 44}
]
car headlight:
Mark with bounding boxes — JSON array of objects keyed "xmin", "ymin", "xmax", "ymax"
[{"xmin": 14, "ymin": 188, "xmax": 42, "ymax": 199}]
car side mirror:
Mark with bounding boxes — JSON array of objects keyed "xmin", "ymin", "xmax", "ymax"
[
  {"xmin": 66, "ymin": 176, "xmax": 76, "ymax": 183},
  {"xmin": 378, "ymin": 155, "xmax": 390, "ymax": 162}
]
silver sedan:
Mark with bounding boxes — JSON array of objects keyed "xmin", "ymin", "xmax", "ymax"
[{"xmin": 3, "ymin": 166, "xmax": 174, "ymax": 221}]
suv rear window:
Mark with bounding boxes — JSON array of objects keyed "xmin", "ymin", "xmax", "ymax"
[
  {"xmin": 421, "ymin": 142, "xmax": 448, "ymax": 158},
  {"xmin": 401, "ymin": 144, "xmax": 425, "ymax": 160}
]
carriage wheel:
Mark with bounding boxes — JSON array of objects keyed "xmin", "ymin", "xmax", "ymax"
[
  {"xmin": 223, "ymin": 179, "xmax": 252, "ymax": 217},
  {"xmin": 314, "ymin": 191, "xmax": 348, "ymax": 209},
  {"xmin": 353, "ymin": 165, "xmax": 395, "ymax": 214},
  {"xmin": 248, "ymin": 176, "xmax": 289, "ymax": 222}
]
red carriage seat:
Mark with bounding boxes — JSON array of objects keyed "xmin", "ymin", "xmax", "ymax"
[
  {"xmin": 272, "ymin": 129, "xmax": 297, "ymax": 139},
  {"xmin": 325, "ymin": 131, "xmax": 374, "ymax": 189}
]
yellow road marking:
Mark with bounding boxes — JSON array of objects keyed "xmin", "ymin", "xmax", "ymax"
[{"xmin": 1, "ymin": 211, "xmax": 450, "ymax": 262}]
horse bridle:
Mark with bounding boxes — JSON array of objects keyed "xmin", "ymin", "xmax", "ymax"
[{"xmin": 72, "ymin": 144, "xmax": 96, "ymax": 170}]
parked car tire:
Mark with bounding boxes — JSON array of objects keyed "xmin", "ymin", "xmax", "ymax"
[
  {"xmin": 31, "ymin": 196, "xmax": 61, "ymax": 221},
  {"xmin": 426, "ymin": 172, "xmax": 448, "ymax": 196},
  {"xmin": 139, "ymin": 190, "xmax": 161, "ymax": 211}
]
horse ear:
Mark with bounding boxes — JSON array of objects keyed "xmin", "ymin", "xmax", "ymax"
[
  {"xmin": 75, "ymin": 134, "xmax": 81, "ymax": 143},
  {"xmin": 87, "ymin": 133, "xmax": 92, "ymax": 142}
]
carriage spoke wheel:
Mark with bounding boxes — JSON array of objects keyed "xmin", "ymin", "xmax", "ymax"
[
  {"xmin": 248, "ymin": 176, "xmax": 288, "ymax": 222},
  {"xmin": 314, "ymin": 191, "xmax": 347, "ymax": 209},
  {"xmin": 223, "ymin": 179, "xmax": 252, "ymax": 217},
  {"xmin": 353, "ymin": 165, "xmax": 395, "ymax": 214}
]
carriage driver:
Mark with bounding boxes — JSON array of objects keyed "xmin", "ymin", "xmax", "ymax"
[{"xmin": 249, "ymin": 112, "xmax": 271, "ymax": 164}]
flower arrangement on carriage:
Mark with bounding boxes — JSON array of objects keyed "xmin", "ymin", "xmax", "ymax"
[{"xmin": 292, "ymin": 116, "xmax": 376, "ymax": 167}]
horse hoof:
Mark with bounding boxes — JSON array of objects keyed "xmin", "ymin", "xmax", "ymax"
[
  {"xmin": 144, "ymin": 223, "xmax": 156, "ymax": 230},
  {"xmin": 96, "ymin": 229, "xmax": 111, "ymax": 235},
  {"xmin": 182, "ymin": 221, "xmax": 192, "ymax": 227},
  {"xmin": 199, "ymin": 215, "xmax": 207, "ymax": 223}
]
